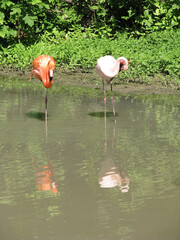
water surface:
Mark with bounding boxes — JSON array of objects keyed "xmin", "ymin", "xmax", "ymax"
[{"xmin": 0, "ymin": 84, "xmax": 180, "ymax": 240}]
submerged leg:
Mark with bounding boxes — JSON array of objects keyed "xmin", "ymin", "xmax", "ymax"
[{"xmin": 110, "ymin": 80, "xmax": 116, "ymax": 118}]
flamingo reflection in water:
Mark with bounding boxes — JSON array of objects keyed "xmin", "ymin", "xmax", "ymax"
[
  {"xmin": 33, "ymin": 160, "xmax": 58, "ymax": 195},
  {"xmin": 99, "ymin": 160, "xmax": 130, "ymax": 192},
  {"xmin": 98, "ymin": 98, "xmax": 130, "ymax": 192}
]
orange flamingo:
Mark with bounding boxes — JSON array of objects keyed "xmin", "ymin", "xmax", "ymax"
[
  {"xmin": 30, "ymin": 55, "xmax": 55, "ymax": 111},
  {"xmin": 96, "ymin": 55, "xmax": 129, "ymax": 117}
]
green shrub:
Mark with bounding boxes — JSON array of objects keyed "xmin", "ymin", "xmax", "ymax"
[{"xmin": 0, "ymin": 29, "xmax": 179, "ymax": 85}]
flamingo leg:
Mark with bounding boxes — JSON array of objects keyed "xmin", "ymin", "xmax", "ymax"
[
  {"xmin": 45, "ymin": 107, "xmax": 48, "ymax": 137},
  {"xmin": 110, "ymin": 80, "xmax": 116, "ymax": 118},
  {"xmin": 104, "ymin": 92, "xmax": 107, "ymax": 149},
  {"xmin": 102, "ymin": 79, "xmax": 106, "ymax": 103},
  {"xmin": 112, "ymin": 115, "xmax": 116, "ymax": 148},
  {"xmin": 45, "ymin": 88, "xmax": 48, "ymax": 111},
  {"xmin": 45, "ymin": 89, "xmax": 48, "ymax": 137}
]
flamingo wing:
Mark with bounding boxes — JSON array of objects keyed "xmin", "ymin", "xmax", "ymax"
[
  {"xmin": 31, "ymin": 55, "xmax": 55, "ymax": 88},
  {"xmin": 96, "ymin": 55, "xmax": 117, "ymax": 81}
]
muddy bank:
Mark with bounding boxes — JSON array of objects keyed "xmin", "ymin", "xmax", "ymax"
[{"xmin": 0, "ymin": 68, "xmax": 179, "ymax": 95}]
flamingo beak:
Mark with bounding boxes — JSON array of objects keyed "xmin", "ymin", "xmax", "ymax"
[
  {"xmin": 119, "ymin": 63, "xmax": 123, "ymax": 72},
  {"xmin": 49, "ymin": 69, "xmax": 53, "ymax": 81}
]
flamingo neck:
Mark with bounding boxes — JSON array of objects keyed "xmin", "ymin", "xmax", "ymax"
[
  {"xmin": 117, "ymin": 57, "xmax": 128, "ymax": 65},
  {"xmin": 117, "ymin": 57, "xmax": 128, "ymax": 71},
  {"xmin": 108, "ymin": 57, "xmax": 128, "ymax": 79}
]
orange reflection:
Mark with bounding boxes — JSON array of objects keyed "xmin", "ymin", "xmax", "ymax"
[{"xmin": 33, "ymin": 161, "xmax": 58, "ymax": 195}]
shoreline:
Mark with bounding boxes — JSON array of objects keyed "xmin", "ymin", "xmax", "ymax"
[{"xmin": 0, "ymin": 68, "xmax": 179, "ymax": 95}]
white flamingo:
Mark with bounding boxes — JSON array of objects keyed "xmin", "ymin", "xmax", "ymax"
[{"xmin": 96, "ymin": 55, "xmax": 129, "ymax": 117}]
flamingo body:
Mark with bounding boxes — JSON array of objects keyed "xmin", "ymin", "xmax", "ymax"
[
  {"xmin": 96, "ymin": 55, "xmax": 129, "ymax": 83},
  {"xmin": 30, "ymin": 55, "xmax": 55, "ymax": 88},
  {"xmin": 96, "ymin": 55, "xmax": 129, "ymax": 117}
]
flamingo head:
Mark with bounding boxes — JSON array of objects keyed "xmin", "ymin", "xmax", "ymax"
[
  {"xmin": 119, "ymin": 57, "xmax": 129, "ymax": 72},
  {"xmin": 43, "ymin": 58, "xmax": 55, "ymax": 88},
  {"xmin": 48, "ymin": 59, "xmax": 55, "ymax": 82}
]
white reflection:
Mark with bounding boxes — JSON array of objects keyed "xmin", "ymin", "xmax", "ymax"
[
  {"xmin": 98, "ymin": 103, "xmax": 130, "ymax": 192},
  {"xmin": 99, "ymin": 161, "xmax": 130, "ymax": 192}
]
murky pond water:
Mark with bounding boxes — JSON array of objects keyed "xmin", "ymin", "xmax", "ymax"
[{"xmin": 0, "ymin": 82, "xmax": 180, "ymax": 240}]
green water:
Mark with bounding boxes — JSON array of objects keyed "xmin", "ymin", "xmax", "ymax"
[{"xmin": 0, "ymin": 83, "xmax": 180, "ymax": 240}]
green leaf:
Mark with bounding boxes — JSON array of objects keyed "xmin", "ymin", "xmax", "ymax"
[
  {"xmin": 10, "ymin": 7, "xmax": 21, "ymax": 15},
  {"xmin": 0, "ymin": 29, "xmax": 6, "ymax": 38},
  {"xmin": 128, "ymin": 9, "xmax": 135, "ymax": 18},
  {"xmin": 154, "ymin": 8, "xmax": 160, "ymax": 16},
  {"xmin": 171, "ymin": 19, "xmax": 178, "ymax": 26},
  {"xmin": 0, "ymin": 12, "xmax": 5, "ymax": 25},
  {"xmin": 31, "ymin": 0, "xmax": 42, "ymax": 5},
  {"xmin": 144, "ymin": 9, "xmax": 149, "ymax": 17},
  {"xmin": 9, "ymin": 28, "xmax": 17, "ymax": 37},
  {"xmin": 91, "ymin": 6, "xmax": 99, "ymax": 11},
  {"xmin": 0, "ymin": 25, "xmax": 9, "ymax": 38},
  {"xmin": 23, "ymin": 14, "xmax": 35, "ymax": 27},
  {"xmin": 42, "ymin": 2, "xmax": 50, "ymax": 9},
  {"xmin": 121, "ymin": 16, "xmax": 130, "ymax": 20},
  {"xmin": 0, "ymin": 0, "xmax": 14, "ymax": 9}
]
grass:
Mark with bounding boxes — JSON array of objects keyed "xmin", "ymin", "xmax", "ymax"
[{"xmin": 0, "ymin": 29, "xmax": 180, "ymax": 86}]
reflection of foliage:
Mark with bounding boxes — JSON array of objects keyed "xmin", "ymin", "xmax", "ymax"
[{"xmin": 26, "ymin": 111, "xmax": 46, "ymax": 121}]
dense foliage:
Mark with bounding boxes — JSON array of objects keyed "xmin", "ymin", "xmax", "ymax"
[
  {"xmin": 0, "ymin": 0, "xmax": 179, "ymax": 44},
  {"xmin": 0, "ymin": 0, "xmax": 179, "ymax": 85},
  {"xmin": 1, "ymin": 29, "xmax": 180, "ymax": 85}
]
